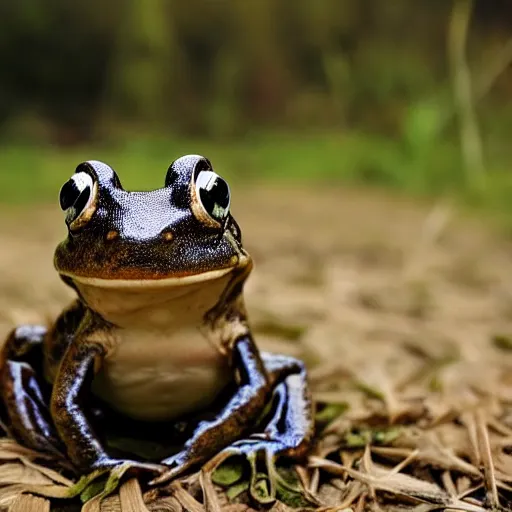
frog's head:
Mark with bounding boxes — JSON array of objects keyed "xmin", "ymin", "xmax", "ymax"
[{"xmin": 54, "ymin": 155, "xmax": 250, "ymax": 289}]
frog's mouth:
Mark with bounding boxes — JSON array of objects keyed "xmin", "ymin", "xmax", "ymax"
[{"xmin": 60, "ymin": 266, "xmax": 237, "ymax": 289}]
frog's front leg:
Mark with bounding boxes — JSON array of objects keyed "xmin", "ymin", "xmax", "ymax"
[
  {"xmin": 0, "ymin": 325, "xmax": 64, "ymax": 457},
  {"xmin": 51, "ymin": 338, "xmax": 164, "ymax": 478},
  {"xmin": 153, "ymin": 336, "xmax": 308, "ymax": 485}
]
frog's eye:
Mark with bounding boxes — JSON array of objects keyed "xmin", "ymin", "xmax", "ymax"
[
  {"xmin": 195, "ymin": 170, "xmax": 230, "ymax": 224},
  {"xmin": 59, "ymin": 172, "xmax": 96, "ymax": 228}
]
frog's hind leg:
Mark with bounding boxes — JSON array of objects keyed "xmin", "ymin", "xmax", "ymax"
[{"xmin": 0, "ymin": 325, "xmax": 63, "ymax": 457}]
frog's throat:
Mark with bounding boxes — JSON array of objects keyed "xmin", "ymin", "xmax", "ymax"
[{"xmin": 60, "ymin": 266, "xmax": 235, "ymax": 289}]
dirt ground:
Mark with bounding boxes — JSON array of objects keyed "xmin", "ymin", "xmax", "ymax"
[{"xmin": 0, "ymin": 185, "xmax": 511, "ymax": 511}]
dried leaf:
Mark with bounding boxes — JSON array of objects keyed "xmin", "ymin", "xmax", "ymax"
[
  {"xmin": 170, "ymin": 482, "xmax": 205, "ymax": 512},
  {"xmin": 311, "ymin": 456, "xmax": 449, "ymax": 503},
  {"xmin": 99, "ymin": 494, "xmax": 122, "ymax": 512},
  {"xmin": 200, "ymin": 470, "xmax": 222, "ymax": 512},
  {"xmin": 0, "ymin": 462, "xmax": 54, "ymax": 485},
  {"xmin": 81, "ymin": 477, "xmax": 108, "ymax": 503},
  {"xmin": 475, "ymin": 411, "xmax": 500, "ymax": 508},
  {"xmin": 18, "ymin": 456, "xmax": 74, "ymax": 486},
  {"xmin": 9, "ymin": 494, "xmax": 50, "ymax": 512},
  {"xmin": 119, "ymin": 478, "xmax": 151, "ymax": 512},
  {"xmin": 19, "ymin": 483, "xmax": 77, "ymax": 499},
  {"xmin": 82, "ymin": 494, "xmax": 102, "ymax": 512},
  {"xmin": 147, "ymin": 496, "xmax": 183, "ymax": 512}
]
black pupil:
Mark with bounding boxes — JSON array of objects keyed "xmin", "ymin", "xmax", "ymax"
[
  {"xmin": 199, "ymin": 176, "xmax": 229, "ymax": 220},
  {"xmin": 59, "ymin": 179, "xmax": 90, "ymax": 216}
]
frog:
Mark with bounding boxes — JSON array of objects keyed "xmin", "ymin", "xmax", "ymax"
[{"xmin": 0, "ymin": 155, "xmax": 314, "ymax": 488}]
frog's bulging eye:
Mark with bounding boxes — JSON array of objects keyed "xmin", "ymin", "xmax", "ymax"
[
  {"xmin": 195, "ymin": 170, "xmax": 230, "ymax": 223},
  {"xmin": 59, "ymin": 172, "xmax": 96, "ymax": 227}
]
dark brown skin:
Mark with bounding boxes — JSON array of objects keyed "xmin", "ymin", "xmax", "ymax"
[{"xmin": 0, "ymin": 155, "xmax": 314, "ymax": 484}]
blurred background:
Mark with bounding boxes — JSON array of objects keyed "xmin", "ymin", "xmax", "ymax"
[
  {"xmin": 2, "ymin": 7, "xmax": 512, "ymax": 505},
  {"xmin": 0, "ymin": 0, "xmax": 511, "ymax": 220}
]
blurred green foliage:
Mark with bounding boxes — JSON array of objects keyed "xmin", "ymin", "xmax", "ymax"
[
  {"xmin": 0, "ymin": 0, "xmax": 458, "ymax": 139},
  {"xmin": 0, "ymin": 0, "xmax": 511, "ymax": 218}
]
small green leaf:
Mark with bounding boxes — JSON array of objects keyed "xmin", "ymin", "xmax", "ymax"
[
  {"xmin": 355, "ymin": 382, "xmax": 385, "ymax": 400},
  {"xmin": 344, "ymin": 427, "xmax": 401, "ymax": 448},
  {"xmin": 429, "ymin": 375, "xmax": 443, "ymax": 392},
  {"xmin": 252, "ymin": 474, "xmax": 271, "ymax": 501},
  {"xmin": 345, "ymin": 429, "xmax": 372, "ymax": 448},
  {"xmin": 315, "ymin": 402, "xmax": 348, "ymax": 424},
  {"xmin": 276, "ymin": 485, "xmax": 313, "ymax": 508},
  {"xmin": 80, "ymin": 477, "xmax": 107, "ymax": 503},
  {"xmin": 274, "ymin": 467, "xmax": 312, "ymax": 508},
  {"xmin": 66, "ymin": 469, "xmax": 109, "ymax": 499},
  {"xmin": 104, "ymin": 463, "xmax": 131, "ymax": 494},
  {"xmin": 275, "ymin": 466, "xmax": 300, "ymax": 487},
  {"xmin": 226, "ymin": 479, "xmax": 250, "ymax": 500},
  {"xmin": 492, "ymin": 334, "xmax": 512, "ymax": 351},
  {"xmin": 80, "ymin": 463, "xmax": 132, "ymax": 504},
  {"xmin": 373, "ymin": 427, "xmax": 401, "ymax": 445},
  {"xmin": 212, "ymin": 460, "xmax": 245, "ymax": 487}
]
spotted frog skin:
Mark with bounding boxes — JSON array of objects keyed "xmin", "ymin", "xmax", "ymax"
[{"xmin": 0, "ymin": 155, "xmax": 314, "ymax": 485}]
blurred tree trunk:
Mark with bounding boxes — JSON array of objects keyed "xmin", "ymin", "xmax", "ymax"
[
  {"xmin": 101, "ymin": 0, "xmax": 179, "ymax": 131},
  {"xmin": 231, "ymin": 0, "xmax": 291, "ymax": 124}
]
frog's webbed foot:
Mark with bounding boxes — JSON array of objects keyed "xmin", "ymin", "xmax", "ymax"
[
  {"xmin": 213, "ymin": 370, "xmax": 313, "ymax": 503},
  {"xmin": 197, "ymin": 379, "xmax": 311, "ymax": 506},
  {"xmin": 0, "ymin": 325, "xmax": 65, "ymax": 460},
  {"xmin": 150, "ymin": 449, "xmax": 191, "ymax": 484},
  {"xmin": 235, "ymin": 353, "xmax": 314, "ymax": 467},
  {"xmin": 157, "ymin": 438, "xmax": 304, "ymax": 504},
  {"xmin": 90, "ymin": 457, "xmax": 166, "ymax": 480}
]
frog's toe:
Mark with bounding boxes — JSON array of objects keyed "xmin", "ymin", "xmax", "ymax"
[
  {"xmin": 150, "ymin": 450, "xmax": 192, "ymax": 485},
  {"xmin": 228, "ymin": 437, "xmax": 284, "ymax": 455},
  {"xmin": 91, "ymin": 457, "xmax": 166, "ymax": 481}
]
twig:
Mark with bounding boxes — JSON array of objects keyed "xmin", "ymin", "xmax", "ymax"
[
  {"xmin": 448, "ymin": 0, "xmax": 485, "ymax": 189},
  {"xmin": 473, "ymin": 37, "xmax": 512, "ymax": 104},
  {"xmin": 475, "ymin": 410, "xmax": 500, "ymax": 509},
  {"xmin": 402, "ymin": 201, "xmax": 452, "ymax": 281}
]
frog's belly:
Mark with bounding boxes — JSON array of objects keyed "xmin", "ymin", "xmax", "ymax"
[{"xmin": 92, "ymin": 328, "xmax": 231, "ymax": 421}]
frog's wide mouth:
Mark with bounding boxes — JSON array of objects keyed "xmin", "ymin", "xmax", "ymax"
[{"xmin": 60, "ymin": 266, "xmax": 236, "ymax": 289}]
